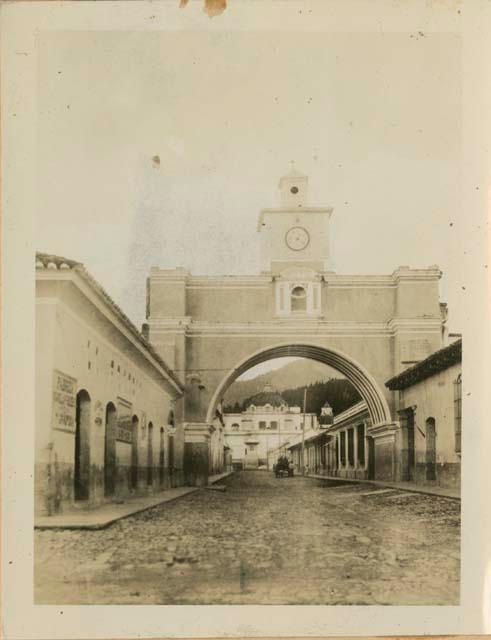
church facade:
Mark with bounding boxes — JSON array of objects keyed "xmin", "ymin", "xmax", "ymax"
[
  {"xmin": 146, "ymin": 169, "xmax": 447, "ymax": 485},
  {"xmin": 223, "ymin": 384, "xmax": 319, "ymax": 469}
]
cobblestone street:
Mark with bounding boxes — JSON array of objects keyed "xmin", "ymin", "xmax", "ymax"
[{"xmin": 35, "ymin": 471, "xmax": 460, "ymax": 605}]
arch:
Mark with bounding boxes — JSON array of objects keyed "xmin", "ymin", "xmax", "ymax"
[
  {"xmin": 130, "ymin": 415, "xmax": 139, "ymax": 490},
  {"xmin": 206, "ymin": 342, "xmax": 392, "ymax": 427},
  {"xmin": 74, "ymin": 389, "xmax": 91, "ymax": 501},
  {"xmin": 104, "ymin": 402, "xmax": 117, "ymax": 497}
]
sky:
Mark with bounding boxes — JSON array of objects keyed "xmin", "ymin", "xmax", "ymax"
[{"xmin": 36, "ymin": 27, "xmax": 466, "ymax": 334}]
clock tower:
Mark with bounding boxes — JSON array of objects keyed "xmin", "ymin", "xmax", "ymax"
[{"xmin": 257, "ymin": 167, "xmax": 334, "ymax": 276}]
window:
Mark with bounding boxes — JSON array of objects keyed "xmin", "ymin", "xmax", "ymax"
[
  {"xmin": 259, "ymin": 421, "xmax": 267, "ymax": 430},
  {"xmin": 347, "ymin": 428, "xmax": 355, "ymax": 466},
  {"xmin": 357, "ymin": 423, "xmax": 365, "ymax": 465},
  {"xmin": 340, "ymin": 432, "xmax": 346, "ymax": 466},
  {"xmin": 270, "ymin": 421, "xmax": 278, "ymax": 430},
  {"xmin": 291, "ymin": 285, "xmax": 307, "ymax": 312},
  {"xmin": 231, "ymin": 423, "xmax": 240, "ymax": 432},
  {"xmin": 454, "ymin": 374, "xmax": 462, "ymax": 454}
]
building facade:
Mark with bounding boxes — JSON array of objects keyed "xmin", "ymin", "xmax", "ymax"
[
  {"xmin": 288, "ymin": 401, "xmax": 370, "ymax": 478},
  {"xmin": 35, "ymin": 253, "xmax": 185, "ymax": 517},
  {"xmin": 386, "ymin": 339, "xmax": 462, "ymax": 488},
  {"xmin": 223, "ymin": 384, "xmax": 318, "ymax": 468},
  {"xmin": 146, "ymin": 170, "xmax": 447, "ymax": 484},
  {"xmin": 288, "ymin": 339, "xmax": 462, "ymax": 489}
]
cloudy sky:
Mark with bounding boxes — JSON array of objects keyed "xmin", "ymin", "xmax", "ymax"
[{"xmin": 36, "ymin": 24, "xmax": 465, "ymax": 332}]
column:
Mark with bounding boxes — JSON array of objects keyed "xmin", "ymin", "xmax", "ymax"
[
  {"xmin": 183, "ymin": 423, "xmax": 213, "ymax": 487},
  {"xmin": 353, "ymin": 426, "xmax": 359, "ymax": 477}
]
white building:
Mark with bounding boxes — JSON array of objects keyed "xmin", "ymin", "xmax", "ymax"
[
  {"xmin": 35, "ymin": 252, "xmax": 185, "ymax": 517},
  {"xmin": 223, "ymin": 384, "xmax": 318, "ymax": 468}
]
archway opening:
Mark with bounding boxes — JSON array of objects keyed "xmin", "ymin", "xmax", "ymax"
[
  {"xmin": 74, "ymin": 389, "xmax": 91, "ymax": 501},
  {"xmin": 208, "ymin": 343, "xmax": 391, "ymax": 427},
  {"xmin": 219, "ymin": 352, "xmax": 369, "ymax": 474},
  {"xmin": 104, "ymin": 402, "xmax": 117, "ymax": 497}
]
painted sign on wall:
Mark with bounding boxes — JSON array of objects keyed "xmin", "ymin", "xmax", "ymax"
[
  {"xmin": 52, "ymin": 370, "xmax": 77, "ymax": 433},
  {"xmin": 117, "ymin": 397, "xmax": 133, "ymax": 443}
]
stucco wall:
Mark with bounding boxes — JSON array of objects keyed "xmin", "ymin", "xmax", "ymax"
[
  {"xmin": 186, "ymin": 286, "xmax": 274, "ymax": 322},
  {"xmin": 399, "ymin": 362, "xmax": 461, "ymax": 488}
]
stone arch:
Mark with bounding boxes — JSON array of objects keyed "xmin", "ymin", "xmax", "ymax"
[{"xmin": 206, "ymin": 342, "xmax": 392, "ymax": 428}]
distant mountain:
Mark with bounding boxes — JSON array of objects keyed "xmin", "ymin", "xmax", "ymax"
[{"xmin": 222, "ymin": 358, "xmax": 343, "ymax": 407}]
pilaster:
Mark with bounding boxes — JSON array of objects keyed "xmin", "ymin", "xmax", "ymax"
[{"xmin": 368, "ymin": 421, "xmax": 400, "ymax": 481}]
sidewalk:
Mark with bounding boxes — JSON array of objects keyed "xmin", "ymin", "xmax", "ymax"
[
  {"xmin": 35, "ymin": 471, "xmax": 235, "ymax": 531},
  {"xmin": 208, "ymin": 470, "xmax": 234, "ymax": 484},
  {"xmin": 306, "ymin": 473, "xmax": 460, "ymax": 500}
]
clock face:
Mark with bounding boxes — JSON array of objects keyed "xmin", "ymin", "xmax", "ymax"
[{"xmin": 285, "ymin": 226, "xmax": 310, "ymax": 251}]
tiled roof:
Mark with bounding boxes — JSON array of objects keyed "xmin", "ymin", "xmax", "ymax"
[
  {"xmin": 36, "ymin": 252, "xmax": 183, "ymax": 393},
  {"xmin": 386, "ymin": 338, "xmax": 462, "ymax": 391}
]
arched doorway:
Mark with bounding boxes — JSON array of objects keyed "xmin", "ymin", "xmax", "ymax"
[
  {"xmin": 147, "ymin": 422, "xmax": 154, "ymax": 487},
  {"xmin": 130, "ymin": 415, "xmax": 139, "ymax": 491},
  {"xmin": 426, "ymin": 417, "xmax": 436, "ymax": 481},
  {"xmin": 206, "ymin": 343, "xmax": 392, "ymax": 428},
  {"xmin": 74, "ymin": 389, "xmax": 91, "ymax": 501},
  {"xmin": 104, "ymin": 402, "xmax": 117, "ymax": 497},
  {"xmin": 168, "ymin": 410, "xmax": 175, "ymax": 487},
  {"xmin": 159, "ymin": 427, "xmax": 165, "ymax": 486}
]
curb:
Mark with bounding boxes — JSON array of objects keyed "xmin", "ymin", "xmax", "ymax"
[
  {"xmin": 306, "ymin": 474, "xmax": 460, "ymax": 501},
  {"xmin": 34, "ymin": 487, "xmax": 199, "ymax": 531}
]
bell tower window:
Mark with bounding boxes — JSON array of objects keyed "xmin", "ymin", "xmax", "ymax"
[
  {"xmin": 275, "ymin": 269, "xmax": 322, "ymax": 317},
  {"xmin": 291, "ymin": 286, "xmax": 307, "ymax": 312}
]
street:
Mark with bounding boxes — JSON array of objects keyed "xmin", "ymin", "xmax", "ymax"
[{"xmin": 35, "ymin": 471, "xmax": 460, "ymax": 605}]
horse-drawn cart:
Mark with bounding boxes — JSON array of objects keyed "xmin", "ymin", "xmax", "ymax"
[{"xmin": 273, "ymin": 455, "xmax": 294, "ymax": 478}]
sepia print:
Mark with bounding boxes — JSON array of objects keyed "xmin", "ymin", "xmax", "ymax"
[
  {"xmin": 32, "ymin": 26, "xmax": 463, "ymax": 607},
  {"xmin": 7, "ymin": 1, "xmax": 491, "ymax": 636}
]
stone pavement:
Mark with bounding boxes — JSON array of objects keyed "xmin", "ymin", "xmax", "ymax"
[
  {"xmin": 35, "ymin": 471, "xmax": 235, "ymax": 530},
  {"xmin": 35, "ymin": 471, "xmax": 460, "ymax": 605},
  {"xmin": 306, "ymin": 474, "xmax": 460, "ymax": 500}
]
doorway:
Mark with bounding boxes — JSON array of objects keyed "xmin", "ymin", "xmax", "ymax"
[
  {"xmin": 168, "ymin": 435, "xmax": 175, "ymax": 487},
  {"xmin": 159, "ymin": 427, "xmax": 165, "ymax": 486},
  {"xmin": 130, "ymin": 415, "xmax": 139, "ymax": 490},
  {"xmin": 104, "ymin": 403, "xmax": 117, "ymax": 497},
  {"xmin": 426, "ymin": 417, "xmax": 436, "ymax": 481},
  {"xmin": 74, "ymin": 390, "xmax": 91, "ymax": 501},
  {"xmin": 147, "ymin": 422, "xmax": 154, "ymax": 487},
  {"xmin": 407, "ymin": 410, "xmax": 416, "ymax": 481}
]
